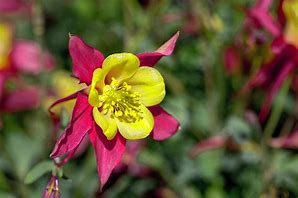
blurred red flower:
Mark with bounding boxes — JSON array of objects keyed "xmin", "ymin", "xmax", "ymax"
[
  {"xmin": 0, "ymin": 0, "xmax": 31, "ymax": 14},
  {"xmin": 0, "ymin": 22, "xmax": 55, "ymax": 113},
  {"xmin": 241, "ymin": 0, "xmax": 298, "ymax": 122},
  {"xmin": 224, "ymin": 46, "xmax": 242, "ymax": 75},
  {"xmin": 270, "ymin": 127, "xmax": 298, "ymax": 149}
]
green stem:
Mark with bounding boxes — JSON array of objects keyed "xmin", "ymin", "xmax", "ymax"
[
  {"xmin": 32, "ymin": 0, "xmax": 47, "ymax": 99},
  {"xmin": 261, "ymin": 77, "xmax": 291, "ymax": 194},
  {"xmin": 263, "ymin": 78, "xmax": 291, "ymax": 145}
]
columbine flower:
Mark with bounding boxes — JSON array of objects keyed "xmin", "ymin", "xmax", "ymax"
[
  {"xmin": 0, "ymin": 22, "xmax": 55, "ymax": 113},
  {"xmin": 50, "ymin": 32, "xmax": 180, "ymax": 189},
  {"xmin": 42, "ymin": 175, "xmax": 60, "ymax": 198},
  {"xmin": 88, "ymin": 51, "xmax": 173, "ymax": 140},
  {"xmin": 247, "ymin": 0, "xmax": 298, "ymax": 49},
  {"xmin": 240, "ymin": 0, "xmax": 298, "ymax": 122},
  {"xmin": 0, "ymin": 22, "xmax": 54, "ymax": 75},
  {"xmin": 247, "ymin": 0, "xmax": 281, "ymax": 37}
]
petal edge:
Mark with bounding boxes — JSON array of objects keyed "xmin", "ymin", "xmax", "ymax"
[
  {"xmin": 89, "ymin": 122, "xmax": 126, "ymax": 190},
  {"xmin": 69, "ymin": 35, "xmax": 105, "ymax": 85},
  {"xmin": 50, "ymin": 93, "xmax": 93, "ymax": 158},
  {"xmin": 149, "ymin": 105, "xmax": 180, "ymax": 141},
  {"xmin": 137, "ymin": 31, "xmax": 179, "ymax": 67}
]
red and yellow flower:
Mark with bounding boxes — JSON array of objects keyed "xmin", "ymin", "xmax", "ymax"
[
  {"xmin": 50, "ymin": 32, "xmax": 180, "ymax": 188},
  {"xmin": 240, "ymin": 0, "xmax": 298, "ymax": 122}
]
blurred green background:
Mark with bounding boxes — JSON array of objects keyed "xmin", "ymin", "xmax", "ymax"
[{"xmin": 1, "ymin": 0, "xmax": 298, "ymax": 197}]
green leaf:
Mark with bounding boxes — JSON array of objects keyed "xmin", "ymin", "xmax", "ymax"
[
  {"xmin": 60, "ymin": 107, "xmax": 70, "ymax": 129},
  {"xmin": 272, "ymin": 151, "xmax": 298, "ymax": 194},
  {"xmin": 0, "ymin": 191, "xmax": 15, "ymax": 198},
  {"xmin": 5, "ymin": 133, "xmax": 41, "ymax": 179},
  {"xmin": 225, "ymin": 116, "xmax": 251, "ymax": 143},
  {"xmin": 24, "ymin": 160, "xmax": 54, "ymax": 184}
]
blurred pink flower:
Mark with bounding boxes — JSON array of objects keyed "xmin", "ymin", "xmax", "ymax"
[
  {"xmin": 247, "ymin": 0, "xmax": 281, "ymax": 37},
  {"xmin": 241, "ymin": 0, "xmax": 298, "ymax": 122},
  {"xmin": 0, "ymin": 0, "xmax": 31, "ymax": 14},
  {"xmin": 190, "ymin": 134, "xmax": 265, "ymax": 157},
  {"xmin": 0, "ymin": 85, "xmax": 40, "ymax": 112},
  {"xmin": 0, "ymin": 22, "xmax": 55, "ymax": 113},
  {"xmin": 241, "ymin": 44, "xmax": 298, "ymax": 122},
  {"xmin": 11, "ymin": 40, "xmax": 55, "ymax": 74},
  {"xmin": 189, "ymin": 135, "xmax": 228, "ymax": 157},
  {"xmin": 222, "ymin": 0, "xmax": 275, "ymax": 77},
  {"xmin": 42, "ymin": 175, "xmax": 60, "ymax": 198},
  {"xmin": 223, "ymin": 46, "xmax": 241, "ymax": 75},
  {"xmin": 270, "ymin": 127, "xmax": 298, "ymax": 149}
]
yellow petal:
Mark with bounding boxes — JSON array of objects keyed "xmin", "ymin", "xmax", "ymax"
[
  {"xmin": 283, "ymin": 0, "xmax": 298, "ymax": 26},
  {"xmin": 127, "ymin": 67, "xmax": 165, "ymax": 107},
  {"xmin": 102, "ymin": 53, "xmax": 139, "ymax": 84},
  {"xmin": 285, "ymin": 23, "xmax": 298, "ymax": 48},
  {"xmin": 93, "ymin": 107, "xmax": 117, "ymax": 140},
  {"xmin": 283, "ymin": 0, "xmax": 298, "ymax": 48},
  {"xmin": 91, "ymin": 68, "xmax": 104, "ymax": 89},
  {"xmin": 88, "ymin": 88, "xmax": 100, "ymax": 107},
  {"xmin": 53, "ymin": 70, "xmax": 86, "ymax": 97},
  {"xmin": 49, "ymin": 70, "xmax": 85, "ymax": 115},
  {"xmin": 116, "ymin": 105, "xmax": 154, "ymax": 140},
  {"xmin": 0, "ymin": 23, "xmax": 12, "ymax": 70},
  {"xmin": 88, "ymin": 68, "xmax": 103, "ymax": 107}
]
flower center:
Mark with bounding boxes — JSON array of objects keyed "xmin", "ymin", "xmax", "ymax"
[{"xmin": 97, "ymin": 78, "xmax": 142, "ymax": 122}]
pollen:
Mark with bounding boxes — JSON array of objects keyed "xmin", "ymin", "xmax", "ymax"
[{"xmin": 98, "ymin": 78, "xmax": 142, "ymax": 122}]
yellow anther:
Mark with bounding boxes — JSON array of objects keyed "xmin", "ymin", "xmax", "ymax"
[
  {"xmin": 98, "ymin": 95, "xmax": 106, "ymax": 102},
  {"xmin": 103, "ymin": 85, "xmax": 111, "ymax": 93},
  {"xmin": 103, "ymin": 103, "xmax": 110, "ymax": 109},
  {"xmin": 94, "ymin": 77, "xmax": 141, "ymax": 122},
  {"xmin": 115, "ymin": 111, "xmax": 123, "ymax": 117}
]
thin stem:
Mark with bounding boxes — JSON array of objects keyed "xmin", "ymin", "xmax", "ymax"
[
  {"xmin": 263, "ymin": 78, "xmax": 291, "ymax": 145},
  {"xmin": 32, "ymin": 0, "xmax": 47, "ymax": 99},
  {"xmin": 261, "ymin": 77, "xmax": 291, "ymax": 194}
]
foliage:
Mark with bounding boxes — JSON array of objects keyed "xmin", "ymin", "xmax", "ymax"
[{"xmin": 0, "ymin": 0, "xmax": 297, "ymax": 197}]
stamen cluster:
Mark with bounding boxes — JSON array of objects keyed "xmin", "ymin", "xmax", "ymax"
[{"xmin": 98, "ymin": 78, "xmax": 142, "ymax": 123}]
